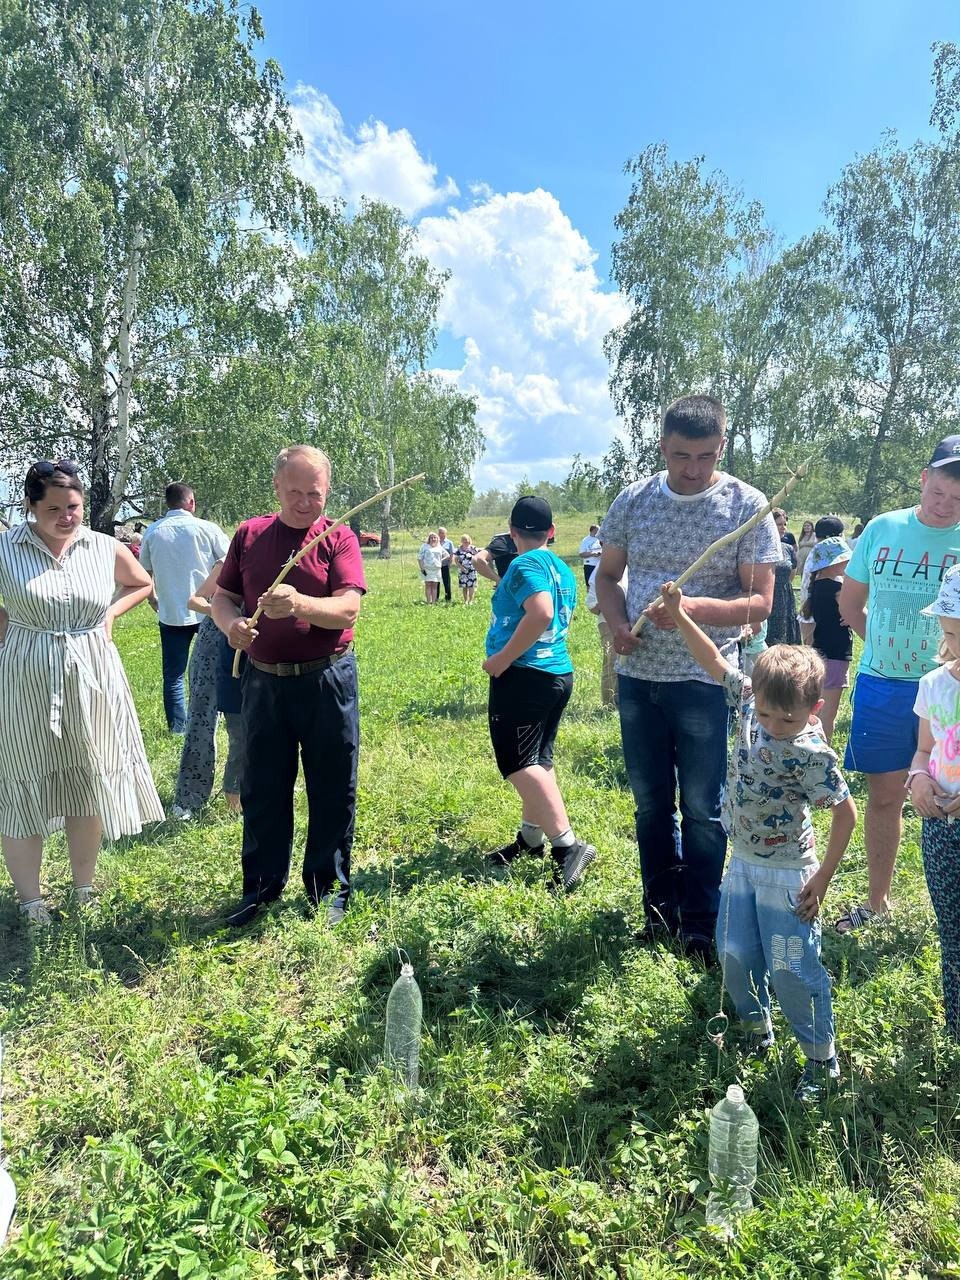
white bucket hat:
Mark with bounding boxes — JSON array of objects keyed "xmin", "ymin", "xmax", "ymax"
[{"xmin": 921, "ymin": 562, "xmax": 960, "ymax": 617}]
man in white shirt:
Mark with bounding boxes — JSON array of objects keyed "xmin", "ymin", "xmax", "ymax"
[
  {"xmin": 140, "ymin": 483, "xmax": 230, "ymax": 732},
  {"xmin": 578, "ymin": 525, "xmax": 602, "ymax": 588}
]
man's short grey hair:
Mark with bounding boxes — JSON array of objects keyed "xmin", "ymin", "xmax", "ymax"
[{"xmin": 273, "ymin": 445, "xmax": 332, "ymax": 482}]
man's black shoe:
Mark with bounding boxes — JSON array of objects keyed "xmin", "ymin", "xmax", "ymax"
[
  {"xmin": 225, "ymin": 895, "xmax": 263, "ymax": 928},
  {"xmin": 681, "ymin": 935, "xmax": 716, "ymax": 967},
  {"xmin": 488, "ymin": 830, "xmax": 546, "ymax": 867}
]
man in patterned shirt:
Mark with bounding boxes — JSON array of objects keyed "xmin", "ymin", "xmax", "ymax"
[{"xmin": 595, "ymin": 395, "xmax": 781, "ymax": 960}]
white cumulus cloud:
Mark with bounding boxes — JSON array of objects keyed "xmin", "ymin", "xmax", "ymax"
[
  {"xmin": 291, "ymin": 89, "xmax": 628, "ymax": 488},
  {"xmin": 419, "ymin": 189, "xmax": 628, "ymax": 486},
  {"xmin": 291, "ymin": 86, "xmax": 458, "ymax": 217}
]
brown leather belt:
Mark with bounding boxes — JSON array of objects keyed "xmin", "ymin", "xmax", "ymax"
[{"xmin": 250, "ymin": 644, "xmax": 352, "ymax": 677}]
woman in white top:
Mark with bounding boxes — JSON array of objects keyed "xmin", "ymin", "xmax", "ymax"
[
  {"xmin": 418, "ymin": 532, "xmax": 447, "ymax": 604},
  {"xmin": 0, "ymin": 461, "xmax": 163, "ymax": 924}
]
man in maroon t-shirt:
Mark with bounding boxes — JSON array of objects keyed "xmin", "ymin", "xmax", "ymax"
[{"xmin": 212, "ymin": 445, "xmax": 367, "ymax": 927}]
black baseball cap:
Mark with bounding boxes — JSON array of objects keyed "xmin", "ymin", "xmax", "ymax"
[
  {"xmin": 510, "ymin": 495, "xmax": 553, "ymax": 532},
  {"xmin": 814, "ymin": 515, "xmax": 844, "ymax": 539},
  {"xmin": 929, "ymin": 436, "xmax": 960, "ymax": 468}
]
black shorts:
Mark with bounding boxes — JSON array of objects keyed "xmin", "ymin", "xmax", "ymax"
[{"xmin": 488, "ymin": 665, "xmax": 574, "ymax": 778}]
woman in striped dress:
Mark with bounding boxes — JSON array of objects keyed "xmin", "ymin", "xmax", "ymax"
[{"xmin": 0, "ymin": 461, "xmax": 164, "ymax": 924}]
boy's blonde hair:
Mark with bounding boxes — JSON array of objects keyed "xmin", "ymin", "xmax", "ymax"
[{"xmin": 751, "ymin": 644, "xmax": 825, "ymax": 711}]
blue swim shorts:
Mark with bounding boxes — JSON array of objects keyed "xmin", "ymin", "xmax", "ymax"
[{"xmin": 843, "ymin": 671, "xmax": 919, "ymax": 775}]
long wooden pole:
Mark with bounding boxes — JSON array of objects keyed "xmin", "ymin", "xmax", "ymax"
[
  {"xmin": 231, "ymin": 472, "xmax": 427, "ymax": 676},
  {"xmin": 630, "ymin": 457, "xmax": 815, "ymax": 636}
]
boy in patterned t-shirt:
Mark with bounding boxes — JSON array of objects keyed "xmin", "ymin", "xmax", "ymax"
[{"xmin": 660, "ymin": 581, "xmax": 858, "ymax": 1102}]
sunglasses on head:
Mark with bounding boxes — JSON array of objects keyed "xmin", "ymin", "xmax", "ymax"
[{"xmin": 28, "ymin": 459, "xmax": 80, "ymax": 478}]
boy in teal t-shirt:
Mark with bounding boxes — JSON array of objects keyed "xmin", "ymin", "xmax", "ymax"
[{"xmin": 484, "ymin": 496, "xmax": 595, "ymax": 891}]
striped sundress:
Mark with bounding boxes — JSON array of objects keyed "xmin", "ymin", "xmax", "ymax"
[{"xmin": 0, "ymin": 522, "xmax": 164, "ymax": 839}]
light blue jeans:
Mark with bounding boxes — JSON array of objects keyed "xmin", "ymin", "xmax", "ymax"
[{"xmin": 716, "ymin": 857, "xmax": 836, "ymax": 1060}]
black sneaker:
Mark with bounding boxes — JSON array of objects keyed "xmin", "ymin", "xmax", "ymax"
[
  {"xmin": 556, "ymin": 839, "xmax": 596, "ymax": 891},
  {"xmin": 681, "ymin": 935, "xmax": 716, "ymax": 967},
  {"xmin": 225, "ymin": 894, "xmax": 263, "ymax": 928},
  {"xmin": 795, "ymin": 1056, "xmax": 840, "ymax": 1103},
  {"xmin": 488, "ymin": 830, "xmax": 546, "ymax": 866}
]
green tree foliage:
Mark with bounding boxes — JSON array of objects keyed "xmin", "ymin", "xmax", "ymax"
[
  {"xmin": 0, "ymin": 0, "xmax": 320, "ymax": 529},
  {"xmin": 310, "ymin": 200, "xmax": 482, "ymax": 556},
  {"xmin": 824, "ymin": 60, "xmax": 960, "ymax": 518}
]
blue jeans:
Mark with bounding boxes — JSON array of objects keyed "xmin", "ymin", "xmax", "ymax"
[
  {"xmin": 618, "ymin": 675, "xmax": 729, "ymax": 942},
  {"xmin": 159, "ymin": 622, "xmax": 200, "ymax": 732},
  {"xmin": 717, "ymin": 857, "xmax": 835, "ymax": 1060}
]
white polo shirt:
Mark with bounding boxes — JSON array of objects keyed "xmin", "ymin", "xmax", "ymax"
[{"xmin": 139, "ymin": 508, "xmax": 230, "ymax": 625}]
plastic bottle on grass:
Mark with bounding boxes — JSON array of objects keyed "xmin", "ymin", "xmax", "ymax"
[
  {"xmin": 705, "ymin": 1084, "xmax": 758, "ymax": 1237},
  {"xmin": 384, "ymin": 962, "xmax": 422, "ymax": 1090}
]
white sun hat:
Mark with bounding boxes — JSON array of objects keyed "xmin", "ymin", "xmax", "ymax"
[{"xmin": 921, "ymin": 562, "xmax": 960, "ymax": 617}]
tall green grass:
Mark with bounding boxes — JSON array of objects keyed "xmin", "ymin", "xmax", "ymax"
[{"xmin": 1, "ymin": 518, "xmax": 958, "ymax": 1278}]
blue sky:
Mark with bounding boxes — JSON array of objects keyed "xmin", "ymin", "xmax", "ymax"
[{"xmin": 258, "ymin": 0, "xmax": 957, "ymax": 487}]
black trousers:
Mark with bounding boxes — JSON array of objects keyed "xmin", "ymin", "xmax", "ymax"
[
  {"xmin": 440, "ymin": 563, "xmax": 452, "ymax": 600},
  {"xmin": 239, "ymin": 655, "xmax": 359, "ymax": 908}
]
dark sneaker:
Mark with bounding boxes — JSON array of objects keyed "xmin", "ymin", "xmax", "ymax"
[
  {"xmin": 556, "ymin": 840, "xmax": 596, "ymax": 891},
  {"xmin": 681, "ymin": 935, "xmax": 716, "ymax": 967},
  {"xmin": 744, "ymin": 1030, "xmax": 776, "ymax": 1058},
  {"xmin": 488, "ymin": 830, "xmax": 546, "ymax": 867},
  {"xmin": 794, "ymin": 1056, "xmax": 840, "ymax": 1104},
  {"xmin": 225, "ymin": 894, "xmax": 263, "ymax": 928}
]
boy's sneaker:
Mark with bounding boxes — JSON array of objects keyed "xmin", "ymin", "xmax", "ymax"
[
  {"xmin": 554, "ymin": 839, "xmax": 596, "ymax": 891},
  {"xmin": 488, "ymin": 830, "xmax": 545, "ymax": 867},
  {"xmin": 794, "ymin": 1055, "xmax": 840, "ymax": 1104}
]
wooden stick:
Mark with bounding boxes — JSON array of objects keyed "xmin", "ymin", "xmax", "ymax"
[
  {"xmin": 630, "ymin": 457, "xmax": 815, "ymax": 636},
  {"xmin": 231, "ymin": 472, "xmax": 427, "ymax": 675}
]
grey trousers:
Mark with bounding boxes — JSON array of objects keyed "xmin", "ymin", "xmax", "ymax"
[{"xmin": 174, "ymin": 617, "xmax": 246, "ymax": 810}]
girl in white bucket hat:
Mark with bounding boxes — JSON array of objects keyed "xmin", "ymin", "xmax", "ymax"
[{"xmin": 909, "ymin": 562, "xmax": 960, "ymax": 1039}]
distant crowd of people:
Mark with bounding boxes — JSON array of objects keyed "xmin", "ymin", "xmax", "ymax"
[{"xmin": 3, "ymin": 398, "xmax": 960, "ymax": 1107}]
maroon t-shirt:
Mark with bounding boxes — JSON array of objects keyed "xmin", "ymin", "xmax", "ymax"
[{"xmin": 219, "ymin": 515, "xmax": 366, "ymax": 663}]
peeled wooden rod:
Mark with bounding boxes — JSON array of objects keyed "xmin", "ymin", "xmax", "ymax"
[
  {"xmin": 231, "ymin": 472, "xmax": 427, "ymax": 676},
  {"xmin": 630, "ymin": 457, "xmax": 815, "ymax": 637}
]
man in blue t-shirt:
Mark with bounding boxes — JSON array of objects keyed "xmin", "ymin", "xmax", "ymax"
[
  {"xmin": 484, "ymin": 496, "xmax": 596, "ymax": 890},
  {"xmin": 837, "ymin": 435, "xmax": 960, "ymax": 932}
]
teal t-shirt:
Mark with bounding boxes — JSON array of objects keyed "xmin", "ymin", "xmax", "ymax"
[
  {"xmin": 485, "ymin": 548, "xmax": 577, "ymax": 674},
  {"xmin": 847, "ymin": 507, "xmax": 960, "ymax": 679}
]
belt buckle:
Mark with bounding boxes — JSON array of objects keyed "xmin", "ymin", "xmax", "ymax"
[{"xmin": 276, "ymin": 661, "xmax": 299, "ymax": 677}]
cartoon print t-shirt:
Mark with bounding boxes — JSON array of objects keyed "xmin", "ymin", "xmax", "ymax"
[
  {"xmin": 846, "ymin": 507, "xmax": 960, "ymax": 680},
  {"xmin": 914, "ymin": 664, "xmax": 960, "ymax": 796},
  {"xmin": 722, "ymin": 668, "xmax": 850, "ymax": 868}
]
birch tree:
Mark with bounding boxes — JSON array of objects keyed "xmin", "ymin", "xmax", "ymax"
[{"xmin": 0, "ymin": 0, "xmax": 319, "ymax": 529}]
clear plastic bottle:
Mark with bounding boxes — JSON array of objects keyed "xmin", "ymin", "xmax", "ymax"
[
  {"xmin": 705, "ymin": 1084, "xmax": 758, "ymax": 1237},
  {"xmin": 384, "ymin": 962, "xmax": 423, "ymax": 1090}
]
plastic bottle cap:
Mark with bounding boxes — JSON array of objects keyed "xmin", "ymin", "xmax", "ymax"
[
  {"xmin": 400, "ymin": 963, "xmax": 414, "ymax": 978},
  {"xmin": 726, "ymin": 1085, "xmax": 745, "ymax": 1104}
]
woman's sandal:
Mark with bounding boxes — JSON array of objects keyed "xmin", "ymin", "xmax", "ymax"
[{"xmin": 834, "ymin": 902, "xmax": 882, "ymax": 934}]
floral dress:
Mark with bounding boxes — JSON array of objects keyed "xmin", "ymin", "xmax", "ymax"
[{"xmin": 454, "ymin": 546, "xmax": 479, "ymax": 588}]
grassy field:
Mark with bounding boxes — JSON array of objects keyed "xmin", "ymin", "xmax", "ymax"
[{"xmin": 2, "ymin": 517, "xmax": 960, "ymax": 1278}]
